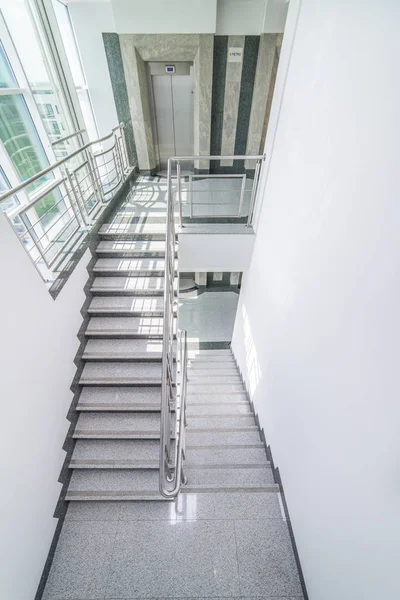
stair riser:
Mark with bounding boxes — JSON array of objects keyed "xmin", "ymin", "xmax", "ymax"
[
  {"xmin": 69, "ymin": 461, "xmax": 159, "ymax": 469},
  {"xmin": 82, "ymin": 355, "xmax": 163, "ymax": 362},
  {"xmin": 77, "ymin": 404, "xmax": 161, "ymax": 411},
  {"xmin": 90, "ymin": 289, "xmax": 165, "ymax": 297},
  {"xmin": 84, "ymin": 332, "xmax": 164, "ymax": 339},
  {"xmin": 79, "ymin": 380, "xmax": 162, "ymax": 387},
  {"xmin": 73, "ymin": 433, "xmax": 162, "ymax": 439},
  {"xmin": 99, "ymin": 233, "xmax": 167, "ymax": 241},
  {"xmin": 93, "ymin": 269, "xmax": 167, "ymax": 277},
  {"xmin": 87, "ymin": 310, "xmax": 164, "ymax": 317}
]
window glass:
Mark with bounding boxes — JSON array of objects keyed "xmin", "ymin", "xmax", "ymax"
[
  {"xmin": 0, "ymin": 94, "xmax": 52, "ymax": 192},
  {"xmin": 0, "ymin": 42, "xmax": 17, "ymax": 88},
  {"xmin": 0, "ymin": 0, "xmax": 72, "ymax": 148}
]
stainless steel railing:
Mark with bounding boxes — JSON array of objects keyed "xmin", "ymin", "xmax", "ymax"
[
  {"xmin": 167, "ymin": 154, "xmax": 265, "ymax": 227},
  {"xmin": 159, "ymin": 156, "xmax": 188, "ymax": 498},
  {"xmin": 159, "ymin": 153, "xmax": 265, "ymax": 498},
  {"xmin": 0, "ymin": 122, "xmax": 133, "ymax": 282}
]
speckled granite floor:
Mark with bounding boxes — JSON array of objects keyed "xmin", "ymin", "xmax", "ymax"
[{"xmin": 40, "ymin": 177, "xmax": 304, "ymax": 600}]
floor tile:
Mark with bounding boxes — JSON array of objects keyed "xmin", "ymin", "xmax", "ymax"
[
  {"xmin": 235, "ymin": 519, "xmax": 303, "ymax": 597},
  {"xmin": 106, "ymin": 521, "xmax": 176, "ymax": 598},
  {"xmin": 174, "ymin": 520, "xmax": 240, "ymax": 597},
  {"xmin": 174, "ymin": 492, "xmax": 283, "ymax": 521},
  {"xmin": 65, "ymin": 501, "xmax": 121, "ymax": 522},
  {"xmin": 42, "ymin": 521, "xmax": 117, "ymax": 600}
]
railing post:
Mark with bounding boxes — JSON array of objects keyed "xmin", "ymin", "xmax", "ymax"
[
  {"xmin": 65, "ymin": 167, "xmax": 90, "ymax": 228},
  {"xmin": 177, "ymin": 161, "xmax": 183, "ymax": 228},
  {"xmin": 246, "ymin": 159, "xmax": 261, "ymax": 227}
]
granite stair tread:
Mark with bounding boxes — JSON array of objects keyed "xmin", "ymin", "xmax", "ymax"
[
  {"xmin": 96, "ymin": 240, "xmax": 171, "ymax": 257},
  {"xmin": 77, "ymin": 386, "xmax": 161, "ymax": 411},
  {"xmin": 70, "ymin": 439, "xmax": 160, "ymax": 469},
  {"xmin": 87, "ymin": 296, "xmax": 165, "ymax": 316},
  {"xmin": 90, "ymin": 276, "xmax": 166, "ymax": 295},
  {"xmin": 82, "ymin": 338, "xmax": 164, "ymax": 361},
  {"xmin": 186, "ymin": 430, "xmax": 262, "ymax": 446},
  {"xmin": 79, "ymin": 361, "xmax": 162, "ymax": 385},
  {"xmin": 85, "ymin": 316, "xmax": 166, "ymax": 337},
  {"xmin": 185, "ymin": 446, "xmax": 269, "ymax": 466},
  {"xmin": 66, "ymin": 469, "xmax": 164, "ymax": 500},
  {"xmin": 186, "ymin": 403, "xmax": 251, "ymax": 416},
  {"xmin": 184, "ymin": 465, "xmax": 274, "ymax": 488},
  {"xmin": 73, "ymin": 412, "xmax": 164, "ymax": 439},
  {"xmin": 93, "ymin": 257, "xmax": 169, "ymax": 276},
  {"xmin": 187, "ymin": 415, "xmax": 256, "ymax": 429}
]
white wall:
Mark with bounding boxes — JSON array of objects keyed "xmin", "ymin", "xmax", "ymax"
[
  {"xmin": 263, "ymin": 0, "xmax": 288, "ymax": 32},
  {"xmin": 111, "ymin": 0, "xmax": 217, "ymax": 34},
  {"xmin": 68, "ymin": 0, "xmax": 118, "ymax": 136},
  {"xmin": 216, "ymin": 0, "xmax": 288, "ymax": 35},
  {"xmin": 179, "ymin": 232, "xmax": 255, "ymax": 272},
  {"xmin": 0, "ymin": 213, "xmax": 90, "ymax": 600},
  {"xmin": 232, "ymin": 0, "xmax": 400, "ymax": 598},
  {"xmin": 216, "ymin": 0, "xmax": 266, "ymax": 35}
]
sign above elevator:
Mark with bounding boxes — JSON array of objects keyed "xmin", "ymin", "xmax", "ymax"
[
  {"xmin": 228, "ymin": 48, "xmax": 243, "ymax": 63},
  {"xmin": 165, "ymin": 65, "xmax": 175, "ymax": 74}
]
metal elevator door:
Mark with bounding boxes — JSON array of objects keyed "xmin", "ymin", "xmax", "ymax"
[{"xmin": 150, "ymin": 64, "xmax": 194, "ymax": 170}]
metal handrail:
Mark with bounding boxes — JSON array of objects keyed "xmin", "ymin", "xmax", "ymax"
[
  {"xmin": 159, "ymin": 152, "xmax": 265, "ymax": 497},
  {"xmin": 166, "ymin": 154, "xmax": 265, "ymax": 227},
  {"xmin": 159, "ymin": 157, "xmax": 188, "ymax": 498},
  {"xmin": 51, "ymin": 129, "xmax": 86, "ymax": 146},
  {"xmin": 0, "ymin": 122, "xmax": 133, "ymax": 282},
  {"xmin": 0, "ymin": 123, "xmax": 127, "ymax": 203}
]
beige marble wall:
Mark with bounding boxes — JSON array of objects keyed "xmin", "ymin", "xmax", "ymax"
[
  {"xmin": 120, "ymin": 34, "xmax": 213, "ymax": 171},
  {"xmin": 245, "ymin": 33, "xmax": 279, "ymax": 169},
  {"xmin": 220, "ymin": 36, "xmax": 245, "ymax": 167},
  {"xmin": 194, "ymin": 35, "xmax": 214, "ymax": 171}
]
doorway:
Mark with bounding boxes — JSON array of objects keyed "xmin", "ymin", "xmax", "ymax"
[{"xmin": 148, "ymin": 62, "xmax": 194, "ymax": 171}]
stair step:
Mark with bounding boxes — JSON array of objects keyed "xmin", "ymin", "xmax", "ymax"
[
  {"xmin": 73, "ymin": 412, "xmax": 163, "ymax": 439},
  {"xmin": 66, "ymin": 469, "xmax": 164, "ymax": 501},
  {"xmin": 185, "ymin": 466, "xmax": 274, "ymax": 488},
  {"xmin": 186, "ymin": 404, "xmax": 251, "ymax": 416},
  {"xmin": 93, "ymin": 258, "xmax": 170, "ymax": 277},
  {"xmin": 187, "ymin": 363, "xmax": 237, "ymax": 370},
  {"xmin": 188, "ymin": 415, "xmax": 255, "ymax": 429},
  {"xmin": 188, "ymin": 349, "xmax": 233, "ymax": 356},
  {"xmin": 99, "ymin": 223, "xmax": 167, "ymax": 240},
  {"xmin": 187, "ymin": 355, "xmax": 235, "ymax": 363},
  {"xmin": 185, "ymin": 446, "xmax": 268, "ymax": 466},
  {"xmin": 186, "ymin": 393, "xmax": 248, "ymax": 404},
  {"xmin": 187, "ymin": 383, "xmax": 244, "ymax": 394},
  {"xmin": 85, "ymin": 316, "xmax": 165, "ymax": 338},
  {"xmin": 77, "ymin": 386, "xmax": 161, "ymax": 411},
  {"xmin": 188, "ymin": 375, "xmax": 242, "ymax": 384},
  {"xmin": 90, "ymin": 276, "xmax": 166, "ymax": 296},
  {"xmin": 70, "ymin": 440, "xmax": 160, "ymax": 469},
  {"xmin": 96, "ymin": 240, "xmax": 169, "ymax": 257},
  {"xmin": 82, "ymin": 339, "xmax": 164, "ymax": 361},
  {"xmin": 88, "ymin": 296, "xmax": 165, "ymax": 316},
  {"xmin": 80, "ymin": 362, "xmax": 162, "ymax": 385},
  {"xmin": 186, "ymin": 430, "xmax": 261, "ymax": 446}
]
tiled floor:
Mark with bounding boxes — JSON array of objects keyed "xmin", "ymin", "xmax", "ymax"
[
  {"xmin": 122, "ymin": 175, "xmax": 253, "ymax": 219},
  {"xmin": 43, "ymin": 494, "xmax": 303, "ymax": 600},
  {"xmin": 179, "ymin": 291, "xmax": 239, "ymax": 342}
]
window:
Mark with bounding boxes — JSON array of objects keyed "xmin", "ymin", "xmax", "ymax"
[
  {"xmin": 52, "ymin": 0, "xmax": 98, "ymax": 141},
  {"xmin": 0, "ymin": 41, "xmax": 52, "ymax": 194},
  {"xmin": 0, "ymin": 0, "xmax": 75, "ymax": 149}
]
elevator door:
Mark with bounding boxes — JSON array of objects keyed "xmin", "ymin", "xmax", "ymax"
[{"xmin": 151, "ymin": 69, "xmax": 194, "ymax": 170}]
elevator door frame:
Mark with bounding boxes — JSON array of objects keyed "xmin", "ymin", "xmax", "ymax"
[{"xmin": 148, "ymin": 62, "xmax": 194, "ymax": 172}]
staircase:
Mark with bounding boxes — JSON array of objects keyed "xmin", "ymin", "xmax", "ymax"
[
  {"xmin": 66, "ymin": 206, "xmax": 176, "ymax": 501},
  {"xmin": 183, "ymin": 349, "xmax": 276, "ymax": 492},
  {"xmin": 42, "ymin": 177, "xmax": 305, "ymax": 600}
]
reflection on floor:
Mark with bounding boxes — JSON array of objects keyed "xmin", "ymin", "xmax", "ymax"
[
  {"xmin": 121, "ymin": 175, "xmax": 253, "ymax": 219},
  {"xmin": 179, "ymin": 291, "xmax": 239, "ymax": 342}
]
